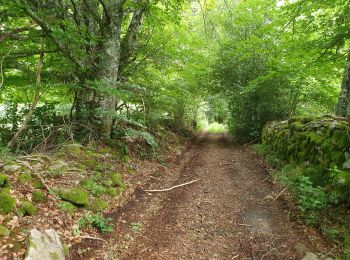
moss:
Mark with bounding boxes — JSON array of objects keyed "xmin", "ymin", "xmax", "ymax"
[
  {"xmin": 110, "ymin": 173, "xmax": 124, "ymax": 187},
  {"xmin": 0, "ymin": 174, "xmax": 9, "ymax": 187},
  {"xmin": 32, "ymin": 180, "xmax": 44, "ymax": 189},
  {"xmin": 59, "ymin": 188, "xmax": 89, "ymax": 206},
  {"xmin": 332, "ymin": 130, "xmax": 349, "ymax": 148},
  {"xmin": 0, "ymin": 192, "xmax": 15, "ymax": 214},
  {"xmin": 101, "ymin": 179, "xmax": 113, "ymax": 188},
  {"xmin": 89, "ymin": 198, "xmax": 108, "ymax": 212},
  {"xmin": 64, "ymin": 143, "xmax": 82, "ymax": 156},
  {"xmin": 0, "ymin": 225, "xmax": 10, "ymax": 237},
  {"xmin": 32, "ymin": 190, "xmax": 46, "ymax": 203},
  {"xmin": 81, "ymin": 159, "xmax": 98, "ymax": 170},
  {"xmin": 62, "ymin": 244, "xmax": 70, "ymax": 256},
  {"xmin": 18, "ymin": 173, "xmax": 32, "ymax": 185},
  {"xmin": 50, "ymin": 252, "xmax": 59, "ymax": 260},
  {"xmin": 20, "ymin": 201, "xmax": 37, "ymax": 216},
  {"xmin": 106, "ymin": 187, "xmax": 117, "ymax": 197},
  {"xmin": 58, "ymin": 201, "xmax": 77, "ymax": 214},
  {"xmin": 308, "ymin": 132, "xmax": 325, "ymax": 145}
]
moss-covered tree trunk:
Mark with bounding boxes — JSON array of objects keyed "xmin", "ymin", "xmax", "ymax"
[{"xmin": 336, "ymin": 51, "xmax": 350, "ymax": 117}]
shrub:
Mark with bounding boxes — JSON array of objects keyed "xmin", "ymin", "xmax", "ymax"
[{"xmin": 78, "ymin": 213, "xmax": 114, "ymax": 233}]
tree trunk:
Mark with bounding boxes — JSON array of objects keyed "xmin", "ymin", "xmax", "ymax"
[
  {"xmin": 7, "ymin": 44, "xmax": 44, "ymax": 148},
  {"xmin": 336, "ymin": 51, "xmax": 350, "ymax": 116}
]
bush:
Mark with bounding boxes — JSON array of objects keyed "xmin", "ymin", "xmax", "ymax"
[{"xmin": 78, "ymin": 213, "xmax": 114, "ymax": 233}]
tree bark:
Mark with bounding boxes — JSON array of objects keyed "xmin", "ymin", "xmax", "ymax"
[{"xmin": 336, "ymin": 51, "xmax": 350, "ymax": 116}]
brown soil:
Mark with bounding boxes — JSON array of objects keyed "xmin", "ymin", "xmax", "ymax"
[{"xmin": 69, "ymin": 133, "xmax": 332, "ymax": 259}]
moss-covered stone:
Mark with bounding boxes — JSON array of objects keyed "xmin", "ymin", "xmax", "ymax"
[
  {"xmin": 0, "ymin": 225, "xmax": 10, "ymax": 237},
  {"xmin": 0, "ymin": 192, "xmax": 15, "ymax": 214},
  {"xmin": 0, "ymin": 174, "xmax": 9, "ymax": 187},
  {"xmin": 18, "ymin": 173, "xmax": 32, "ymax": 185},
  {"xmin": 20, "ymin": 201, "xmax": 37, "ymax": 216},
  {"xmin": 89, "ymin": 198, "xmax": 108, "ymax": 212},
  {"xmin": 59, "ymin": 188, "xmax": 89, "ymax": 207},
  {"xmin": 32, "ymin": 190, "xmax": 46, "ymax": 203},
  {"xmin": 3, "ymin": 164, "xmax": 21, "ymax": 173}
]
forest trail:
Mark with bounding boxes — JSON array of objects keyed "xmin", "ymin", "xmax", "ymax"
[{"xmin": 70, "ymin": 134, "xmax": 330, "ymax": 260}]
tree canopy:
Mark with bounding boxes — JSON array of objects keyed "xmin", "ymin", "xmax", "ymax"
[{"xmin": 0, "ymin": 0, "xmax": 349, "ymax": 148}]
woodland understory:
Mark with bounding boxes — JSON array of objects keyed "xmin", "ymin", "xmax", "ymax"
[{"xmin": 0, "ymin": 0, "xmax": 350, "ymax": 259}]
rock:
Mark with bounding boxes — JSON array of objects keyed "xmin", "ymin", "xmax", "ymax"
[
  {"xmin": 4, "ymin": 164, "xmax": 21, "ymax": 173},
  {"xmin": 302, "ymin": 252, "xmax": 318, "ymax": 260},
  {"xmin": 48, "ymin": 160, "xmax": 68, "ymax": 171},
  {"xmin": 25, "ymin": 229, "xmax": 65, "ymax": 260}
]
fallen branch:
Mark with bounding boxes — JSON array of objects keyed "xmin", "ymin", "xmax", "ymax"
[
  {"xmin": 274, "ymin": 187, "xmax": 288, "ymax": 200},
  {"xmin": 16, "ymin": 160, "xmax": 59, "ymax": 200},
  {"xmin": 145, "ymin": 179, "xmax": 200, "ymax": 192},
  {"xmin": 69, "ymin": 235, "xmax": 106, "ymax": 242},
  {"xmin": 238, "ymin": 223, "xmax": 252, "ymax": 227}
]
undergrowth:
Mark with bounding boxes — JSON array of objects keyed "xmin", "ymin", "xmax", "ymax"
[{"xmin": 254, "ymin": 144, "xmax": 350, "ymax": 257}]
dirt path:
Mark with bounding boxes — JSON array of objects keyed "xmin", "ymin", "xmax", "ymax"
[{"xmin": 70, "ymin": 134, "xmax": 330, "ymax": 259}]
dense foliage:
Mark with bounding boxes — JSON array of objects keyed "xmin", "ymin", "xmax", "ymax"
[{"xmin": 0, "ymin": 0, "xmax": 349, "ymax": 146}]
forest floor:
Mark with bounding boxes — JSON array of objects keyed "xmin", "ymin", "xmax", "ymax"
[{"xmin": 69, "ymin": 133, "xmax": 333, "ymax": 259}]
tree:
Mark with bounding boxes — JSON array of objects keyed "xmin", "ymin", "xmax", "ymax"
[{"xmin": 4, "ymin": 0, "xmax": 183, "ymax": 140}]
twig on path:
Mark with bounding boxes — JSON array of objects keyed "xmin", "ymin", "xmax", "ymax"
[
  {"xmin": 145, "ymin": 179, "xmax": 200, "ymax": 192},
  {"xmin": 238, "ymin": 223, "xmax": 252, "ymax": 227},
  {"xmin": 242, "ymin": 138, "xmax": 259, "ymax": 147},
  {"xmin": 70, "ymin": 235, "xmax": 106, "ymax": 242},
  {"xmin": 218, "ymin": 162, "xmax": 232, "ymax": 166},
  {"xmin": 232, "ymin": 255, "xmax": 239, "ymax": 259},
  {"xmin": 262, "ymin": 175, "xmax": 271, "ymax": 182},
  {"xmin": 274, "ymin": 187, "xmax": 288, "ymax": 200}
]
